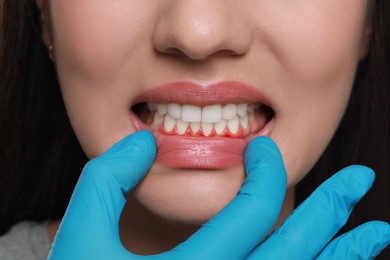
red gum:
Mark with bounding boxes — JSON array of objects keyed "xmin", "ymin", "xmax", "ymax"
[
  {"xmin": 158, "ymin": 123, "xmax": 246, "ymax": 138},
  {"xmin": 153, "ymin": 113, "xmax": 263, "ymax": 138}
]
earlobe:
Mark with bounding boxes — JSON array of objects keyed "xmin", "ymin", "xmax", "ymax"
[
  {"xmin": 35, "ymin": 0, "xmax": 43, "ymax": 9},
  {"xmin": 359, "ymin": 25, "xmax": 372, "ymax": 60},
  {"xmin": 359, "ymin": 1, "xmax": 374, "ymax": 61},
  {"xmin": 35, "ymin": 0, "xmax": 52, "ymax": 47}
]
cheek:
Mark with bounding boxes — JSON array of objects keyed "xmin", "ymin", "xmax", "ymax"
[
  {"xmin": 50, "ymin": 1, "xmax": 154, "ymax": 78},
  {"xmin": 267, "ymin": 1, "xmax": 368, "ymax": 83},
  {"xmin": 49, "ymin": 1, "xmax": 161, "ymax": 157},
  {"xmin": 273, "ymin": 78, "xmax": 355, "ymax": 188},
  {"xmin": 262, "ymin": 2, "xmax": 368, "ymax": 185}
]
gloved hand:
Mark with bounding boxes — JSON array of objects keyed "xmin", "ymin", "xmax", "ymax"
[{"xmin": 48, "ymin": 131, "xmax": 390, "ymax": 259}]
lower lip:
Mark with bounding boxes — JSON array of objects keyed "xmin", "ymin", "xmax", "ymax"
[
  {"xmin": 154, "ymin": 133, "xmax": 246, "ymax": 169},
  {"xmin": 132, "ymin": 112, "xmax": 274, "ymax": 169}
]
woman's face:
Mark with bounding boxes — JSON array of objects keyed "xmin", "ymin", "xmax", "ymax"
[{"xmin": 38, "ymin": 0, "xmax": 371, "ymax": 222}]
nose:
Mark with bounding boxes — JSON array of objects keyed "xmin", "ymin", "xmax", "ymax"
[{"xmin": 153, "ymin": 1, "xmax": 252, "ymax": 61}]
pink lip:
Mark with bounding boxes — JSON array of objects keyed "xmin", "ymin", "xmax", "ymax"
[
  {"xmin": 131, "ymin": 81, "xmax": 275, "ymax": 169},
  {"xmin": 133, "ymin": 81, "xmax": 273, "ymax": 107}
]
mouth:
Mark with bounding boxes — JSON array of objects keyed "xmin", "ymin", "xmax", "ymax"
[
  {"xmin": 130, "ymin": 81, "xmax": 275, "ymax": 169},
  {"xmin": 132, "ymin": 102, "xmax": 274, "ymax": 138}
]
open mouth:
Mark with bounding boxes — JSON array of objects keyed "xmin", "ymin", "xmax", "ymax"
[
  {"xmin": 132, "ymin": 102, "xmax": 274, "ymax": 138},
  {"xmin": 129, "ymin": 81, "xmax": 275, "ymax": 169}
]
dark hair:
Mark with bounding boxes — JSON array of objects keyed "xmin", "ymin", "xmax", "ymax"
[
  {"xmin": 296, "ymin": 1, "xmax": 390, "ymax": 257},
  {"xmin": 1, "ymin": 0, "xmax": 389, "ymax": 258},
  {"xmin": 0, "ymin": 0, "xmax": 87, "ymax": 231}
]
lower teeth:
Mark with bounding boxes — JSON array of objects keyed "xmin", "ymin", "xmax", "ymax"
[{"xmin": 152, "ymin": 113, "xmax": 253, "ymax": 137}]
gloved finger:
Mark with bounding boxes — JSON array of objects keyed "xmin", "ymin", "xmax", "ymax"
[
  {"xmin": 247, "ymin": 165, "xmax": 375, "ymax": 260},
  {"xmin": 159, "ymin": 137, "xmax": 287, "ymax": 260},
  {"xmin": 317, "ymin": 221, "xmax": 390, "ymax": 260},
  {"xmin": 49, "ymin": 130, "xmax": 156, "ymax": 259}
]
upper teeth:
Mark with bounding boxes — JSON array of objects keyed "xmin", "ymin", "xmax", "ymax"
[
  {"xmin": 151, "ymin": 103, "xmax": 256, "ymax": 122},
  {"xmin": 148, "ymin": 103, "xmax": 259, "ymax": 136}
]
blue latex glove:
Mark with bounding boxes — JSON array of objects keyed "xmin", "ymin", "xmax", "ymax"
[{"xmin": 48, "ymin": 131, "xmax": 390, "ymax": 259}]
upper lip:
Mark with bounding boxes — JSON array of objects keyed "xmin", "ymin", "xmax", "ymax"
[{"xmin": 132, "ymin": 81, "xmax": 273, "ymax": 107}]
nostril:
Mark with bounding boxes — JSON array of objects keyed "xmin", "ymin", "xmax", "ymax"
[
  {"xmin": 165, "ymin": 47, "xmax": 184, "ymax": 56},
  {"xmin": 215, "ymin": 49, "xmax": 239, "ymax": 57},
  {"xmin": 162, "ymin": 48, "xmax": 238, "ymax": 59}
]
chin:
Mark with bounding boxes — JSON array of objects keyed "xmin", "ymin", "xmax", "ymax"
[{"xmin": 133, "ymin": 163, "xmax": 245, "ymax": 224}]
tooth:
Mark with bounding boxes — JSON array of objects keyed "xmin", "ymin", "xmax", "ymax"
[
  {"xmin": 176, "ymin": 119, "xmax": 189, "ymax": 135},
  {"xmin": 222, "ymin": 104, "xmax": 237, "ymax": 120},
  {"xmin": 237, "ymin": 104, "xmax": 248, "ymax": 117},
  {"xmin": 240, "ymin": 116, "xmax": 248, "ymax": 129},
  {"xmin": 202, "ymin": 105, "xmax": 222, "ymax": 123},
  {"xmin": 182, "ymin": 105, "xmax": 202, "ymax": 123},
  {"xmin": 215, "ymin": 120, "xmax": 227, "ymax": 135},
  {"xmin": 168, "ymin": 103, "xmax": 181, "ymax": 119},
  {"xmin": 157, "ymin": 104, "xmax": 168, "ymax": 115},
  {"xmin": 227, "ymin": 117, "xmax": 239, "ymax": 134},
  {"xmin": 153, "ymin": 112, "xmax": 164, "ymax": 125},
  {"xmin": 164, "ymin": 114, "xmax": 176, "ymax": 132},
  {"xmin": 190, "ymin": 122, "xmax": 201, "ymax": 134},
  {"xmin": 247, "ymin": 104, "xmax": 255, "ymax": 113},
  {"xmin": 147, "ymin": 103, "xmax": 157, "ymax": 112},
  {"xmin": 202, "ymin": 122, "xmax": 213, "ymax": 136}
]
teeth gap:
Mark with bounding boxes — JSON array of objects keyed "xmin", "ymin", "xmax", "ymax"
[
  {"xmin": 132, "ymin": 102, "xmax": 153, "ymax": 125},
  {"xmin": 259, "ymin": 105, "xmax": 275, "ymax": 122}
]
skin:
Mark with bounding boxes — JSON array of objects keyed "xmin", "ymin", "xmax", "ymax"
[{"xmin": 37, "ymin": 0, "xmax": 372, "ymax": 255}]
